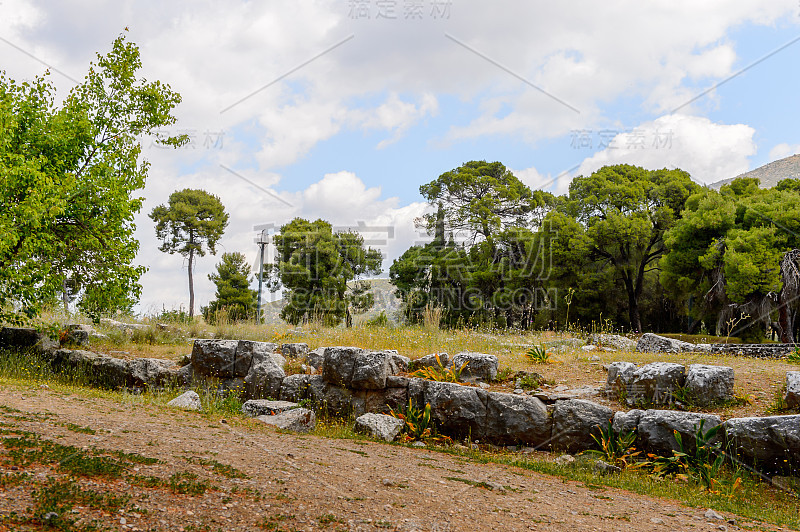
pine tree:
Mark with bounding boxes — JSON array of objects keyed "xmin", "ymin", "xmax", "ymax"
[{"xmin": 204, "ymin": 252, "xmax": 257, "ymax": 322}]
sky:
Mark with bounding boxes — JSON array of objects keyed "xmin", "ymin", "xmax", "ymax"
[{"xmin": 2, "ymin": 1, "xmax": 800, "ymax": 315}]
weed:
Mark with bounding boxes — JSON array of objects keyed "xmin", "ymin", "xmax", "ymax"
[
  {"xmin": 525, "ymin": 345, "xmax": 550, "ymax": 364},
  {"xmin": 646, "ymin": 420, "xmax": 737, "ymax": 494},
  {"xmin": 32, "ymin": 476, "xmax": 129, "ymax": 530},
  {"xmin": 2, "ymin": 433, "xmax": 126, "ymax": 478},
  {"xmin": 364, "ymin": 311, "xmax": 389, "ymax": 328},
  {"xmin": 198, "ymin": 387, "xmax": 245, "ymax": 417},
  {"xmin": 111, "ymin": 450, "xmax": 160, "ymax": 465},
  {"xmin": 516, "ymin": 372, "xmax": 546, "ymax": 390},
  {"xmin": 258, "ymin": 513, "xmax": 296, "ymax": 531},
  {"xmin": 766, "ymin": 387, "xmax": 794, "ymax": 414},
  {"xmin": 444, "ymin": 476, "xmax": 495, "ymax": 490},
  {"xmin": 493, "ymin": 367, "xmax": 515, "ymax": 383},
  {"xmin": 582, "ymin": 419, "xmax": 641, "ymax": 469},
  {"xmin": 168, "ymin": 471, "xmax": 211, "ymax": 495},
  {"xmin": 183, "ymin": 456, "xmax": 248, "ymax": 479},
  {"xmin": 423, "ymin": 303, "xmax": 442, "ymax": 331},
  {"xmin": 0, "ymin": 471, "xmax": 29, "ymax": 488},
  {"xmin": 127, "ymin": 474, "xmax": 165, "ymax": 488},
  {"xmin": 787, "ymin": 346, "xmax": 800, "ymax": 364},
  {"xmin": 63, "ymin": 423, "xmax": 95, "ymax": 435},
  {"xmin": 318, "ymin": 513, "xmax": 344, "ymax": 526},
  {"xmin": 283, "ymin": 358, "xmax": 306, "ymax": 376},
  {"xmin": 389, "ymin": 399, "xmax": 451, "ymax": 445},
  {"xmin": 409, "ymin": 354, "xmax": 467, "ymax": 383}
]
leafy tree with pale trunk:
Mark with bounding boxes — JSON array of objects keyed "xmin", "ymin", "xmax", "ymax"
[{"xmin": 0, "ymin": 34, "xmax": 185, "ymax": 323}]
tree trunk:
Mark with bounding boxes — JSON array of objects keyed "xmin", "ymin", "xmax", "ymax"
[
  {"xmin": 62, "ymin": 278, "xmax": 70, "ymax": 314},
  {"xmin": 624, "ymin": 275, "xmax": 642, "ymax": 332},
  {"xmin": 779, "ymin": 297, "xmax": 794, "ymax": 343},
  {"xmin": 188, "ymin": 249, "xmax": 195, "ymax": 318}
]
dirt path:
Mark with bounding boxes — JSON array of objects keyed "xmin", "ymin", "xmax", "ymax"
[{"xmin": 0, "ymin": 385, "xmax": 792, "ymax": 532}]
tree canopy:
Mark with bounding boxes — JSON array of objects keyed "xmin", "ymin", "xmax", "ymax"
[
  {"xmin": 419, "ymin": 160, "xmax": 552, "ymax": 242},
  {"xmin": 392, "ymin": 161, "xmax": 554, "ymax": 328},
  {"xmin": 204, "ymin": 252, "xmax": 257, "ymax": 323},
  {"xmin": 560, "ymin": 165, "xmax": 700, "ymax": 331},
  {"xmin": 150, "ymin": 188, "xmax": 229, "ymax": 318},
  {"xmin": 0, "ymin": 34, "xmax": 185, "ymax": 322},
  {"xmin": 661, "ymin": 178, "xmax": 800, "ymax": 341},
  {"xmin": 267, "ymin": 218, "xmax": 383, "ymax": 326}
]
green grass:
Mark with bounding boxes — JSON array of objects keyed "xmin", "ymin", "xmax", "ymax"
[
  {"xmin": 32, "ymin": 476, "xmax": 130, "ymax": 531},
  {"xmin": 167, "ymin": 471, "xmax": 212, "ymax": 495},
  {"xmin": 182, "ymin": 455, "xmax": 248, "ymax": 479}
]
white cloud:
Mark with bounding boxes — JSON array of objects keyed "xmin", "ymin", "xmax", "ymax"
[
  {"xmin": 4, "ymin": 1, "xmax": 794, "ymax": 167},
  {"xmin": 355, "ymin": 93, "xmax": 439, "ymax": 149},
  {"xmin": 512, "ymin": 165, "xmax": 572, "ymax": 195},
  {"xmin": 576, "ymin": 114, "xmax": 757, "ymax": 184},
  {"xmin": 769, "ymin": 142, "xmax": 800, "ymax": 161},
  {"xmin": 136, "ymin": 167, "xmax": 426, "ymax": 313}
]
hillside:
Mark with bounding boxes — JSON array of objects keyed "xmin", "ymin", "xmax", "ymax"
[{"xmin": 710, "ymin": 153, "xmax": 800, "ymax": 189}]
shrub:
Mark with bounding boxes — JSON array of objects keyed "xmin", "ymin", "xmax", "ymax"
[
  {"xmin": 787, "ymin": 346, "xmax": 800, "ymax": 364},
  {"xmin": 645, "ymin": 420, "xmax": 738, "ymax": 494}
]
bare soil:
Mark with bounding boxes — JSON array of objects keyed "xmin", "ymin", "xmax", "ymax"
[{"xmin": 0, "ymin": 384, "xmax": 794, "ymax": 532}]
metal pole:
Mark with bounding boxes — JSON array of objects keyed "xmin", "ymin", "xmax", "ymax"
[{"xmin": 256, "ymin": 232, "xmax": 266, "ymax": 324}]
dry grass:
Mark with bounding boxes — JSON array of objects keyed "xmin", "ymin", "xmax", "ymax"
[{"xmin": 25, "ymin": 309, "xmax": 798, "ymax": 418}]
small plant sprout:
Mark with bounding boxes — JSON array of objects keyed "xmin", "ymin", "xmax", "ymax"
[
  {"xmin": 525, "ymin": 345, "xmax": 550, "ymax": 364},
  {"xmin": 724, "ymin": 312, "xmax": 749, "ymax": 344}
]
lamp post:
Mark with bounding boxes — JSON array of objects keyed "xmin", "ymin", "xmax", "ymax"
[{"xmin": 256, "ymin": 229, "xmax": 269, "ymax": 324}]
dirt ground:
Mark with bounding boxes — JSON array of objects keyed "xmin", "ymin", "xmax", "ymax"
[{"xmin": 0, "ymin": 385, "xmax": 794, "ymax": 532}]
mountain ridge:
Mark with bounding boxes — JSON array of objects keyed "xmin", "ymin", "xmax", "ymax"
[{"xmin": 710, "ymin": 153, "xmax": 800, "ymax": 189}]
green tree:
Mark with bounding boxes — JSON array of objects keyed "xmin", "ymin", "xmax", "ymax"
[
  {"xmin": 565, "ymin": 165, "xmax": 699, "ymax": 331},
  {"xmin": 267, "ymin": 218, "xmax": 383, "ymax": 326},
  {"xmin": 389, "ymin": 239, "xmax": 470, "ymax": 326},
  {"xmin": 0, "ymin": 35, "xmax": 185, "ymax": 323},
  {"xmin": 419, "ymin": 160, "xmax": 551, "ymax": 241},
  {"xmin": 204, "ymin": 252, "xmax": 257, "ymax": 322},
  {"xmin": 150, "ymin": 189, "xmax": 229, "ymax": 318},
  {"xmin": 661, "ymin": 179, "xmax": 800, "ymax": 341},
  {"xmin": 397, "ymin": 161, "xmax": 555, "ymax": 328}
]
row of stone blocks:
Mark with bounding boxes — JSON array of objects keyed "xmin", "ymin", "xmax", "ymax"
[
  {"xmin": 185, "ymin": 340, "xmax": 800, "ymax": 475},
  {"xmin": 3, "ymin": 329, "xmax": 798, "ymax": 476},
  {"xmin": 636, "ymin": 333, "xmax": 795, "ymax": 358},
  {"xmin": 606, "ymin": 361, "xmax": 735, "ymax": 406}
]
